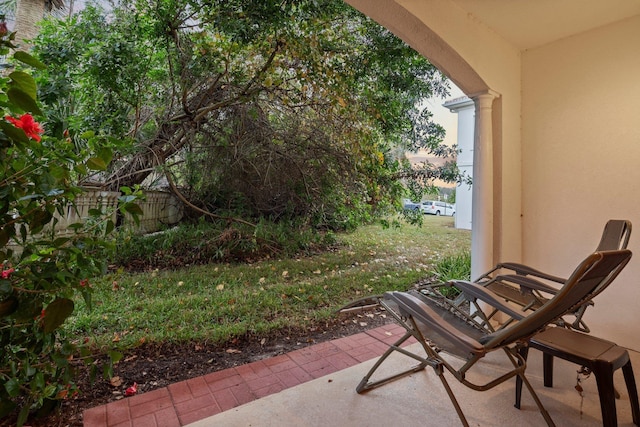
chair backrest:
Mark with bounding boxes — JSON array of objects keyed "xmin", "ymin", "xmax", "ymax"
[
  {"xmin": 596, "ymin": 219, "xmax": 632, "ymax": 251},
  {"xmin": 481, "ymin": 249, "xmax": 632, "ymax": 349}
]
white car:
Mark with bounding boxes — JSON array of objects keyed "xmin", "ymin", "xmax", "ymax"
[{"xmin": 421, "ymin": 200, "xmax": 455, "ymax": 216}]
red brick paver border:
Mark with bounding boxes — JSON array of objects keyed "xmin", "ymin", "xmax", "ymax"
[{"xmin": 83, "ymin": 323, "xmax": 415, "ymax": 427}]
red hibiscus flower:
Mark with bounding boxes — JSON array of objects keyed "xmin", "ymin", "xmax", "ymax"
[
  {"xmin": 1, "ymin": 268, "xmax": 14, "ymax": 279},
  {"xmin": 6, "ymin": 114, "xmax": 44, "ymax": 142}
]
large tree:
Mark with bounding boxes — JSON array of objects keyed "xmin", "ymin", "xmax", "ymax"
[{"xmin": 33, "ymin": 0, "xmax": 452, "ymax": 228}]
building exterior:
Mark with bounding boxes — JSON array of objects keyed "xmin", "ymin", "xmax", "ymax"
[{"xmin": 443, "ymin": 96, "xmax": 474, "ymax": 230}]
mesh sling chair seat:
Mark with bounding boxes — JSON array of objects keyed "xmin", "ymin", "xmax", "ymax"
[
  {"xmin": 355, "ymin": 250, "xmax": 632, "ymax": 427},
  {"xmin": 465, "ymin": 219, "xmax": 631, "ymax": 332}
]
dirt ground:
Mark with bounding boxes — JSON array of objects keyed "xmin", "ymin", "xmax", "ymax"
[{"xmin": 5, "ymin": 309, "xmax": 392, "ymax": 427}]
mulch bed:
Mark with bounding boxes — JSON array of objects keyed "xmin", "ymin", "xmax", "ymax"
[{"xmin": 4, "ymin": 309, "xmax": 392, "ymax": 427}]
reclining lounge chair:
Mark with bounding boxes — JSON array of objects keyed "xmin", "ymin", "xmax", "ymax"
[
  {"xmin": 465, "ymin": 219, "xmax": 631, "ymax": 332},
  {"xmin": 355, "ymin": 249, "xmax": 632, "ymax": 427}
]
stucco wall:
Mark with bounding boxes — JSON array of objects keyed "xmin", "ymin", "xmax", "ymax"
[{"xmin": 521, "ymin": 16, "xmax": 640, "ymax": 349}]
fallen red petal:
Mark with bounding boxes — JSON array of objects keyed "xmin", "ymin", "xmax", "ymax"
[{"xmin": 125, "ymin": 382, "xmax": 138, "ymax": 396}]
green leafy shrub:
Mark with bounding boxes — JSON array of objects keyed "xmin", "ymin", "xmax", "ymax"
[
  {"xmin": 430, "ymin": 250, "xmax": 471, "ymax": 297},
  {"xmin": 0, "ymin": 24, "xmax": 141, "ymax": 425}
]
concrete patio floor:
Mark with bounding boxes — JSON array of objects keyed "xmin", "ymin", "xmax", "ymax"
[{"xmin": 83, "ymin": 323, "xmax": 640, "ymax": 427}]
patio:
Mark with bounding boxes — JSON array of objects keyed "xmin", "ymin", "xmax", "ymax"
[
  {"xmin": 83, "ymin": 322, "xmax": 640, "ymax": 426},
  {"xmin": 71, "ymin": 3, "xmax": 640, "ymax": 424}
]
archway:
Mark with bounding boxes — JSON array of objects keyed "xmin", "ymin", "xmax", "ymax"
[{"xmin": 345, "ymin": 0, "xmax": 504, "ymax": 277}]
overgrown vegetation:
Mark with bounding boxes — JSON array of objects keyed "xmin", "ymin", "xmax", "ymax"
[
  {"xmin": 110, "ymin": 219, "xmax": 337, "ymax": 270},
  {"xmin": 67, "ymin": 217, "xmax": 470, "ymax": 350},
  {"xmin": 32, "ymin": 0, "xmax": 456, "ymax": 230}
]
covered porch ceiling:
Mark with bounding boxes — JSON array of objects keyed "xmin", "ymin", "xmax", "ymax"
[{"xmin": 446, "ymin": 0, "xmax": 640, "ymax": 50}]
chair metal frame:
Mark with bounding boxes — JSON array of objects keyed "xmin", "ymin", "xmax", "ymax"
[
  {"xmin": 355, "ymin": 250, "xmax": 632, "ymax": 427},
  {"xmin": 468, "ymin": 219, "xmax": 631, "ymax": 332}
]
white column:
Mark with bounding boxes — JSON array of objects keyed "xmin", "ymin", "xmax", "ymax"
[{"xmin": 470, "ymin": 91, "xmax": 499, "ymax": 279}]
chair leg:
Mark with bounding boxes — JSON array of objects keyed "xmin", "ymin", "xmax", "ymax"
[
  {"xmin": 515, "ymin": 346, "xmax": 529, "ymax": 409},
  {"xmin": 543, "ymin": 353, "xmax": 554, "ymax": 387},
  {"xmin": 593, "ymin": 361, "xmax": 617, "ymax": 427},
  {"xmin": 356, "ymin": 331, "xmax": 428, "ymax": 393},
  {"xmin": 517, "ymin": 371, "xmax": 557, "ymax": 427},
  {"xmin": 622, "ymin": 361, "xmax": 640, "ymax": 425},
  {"xmin": 509, "ymin": 348, "xmax": 556, "ymax": 427},
  {"xmin": 433, "ymin": 363, "xmax": 470, "ymax": 427}
]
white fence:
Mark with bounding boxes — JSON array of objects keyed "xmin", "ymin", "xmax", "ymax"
[
  {"xmin": 125, "ymin": 189, "xmax": 184, "ymax": 234},
  {"xmin": 53, "ymin": 190, "xmax": 120, "ymax": 237},
  {"xmin": 25, "ymin": 188, "xmax": 183, "ymax": 241},
  {"xmin": 7, "ymin": 189, "xmax": 183, "ymax": 255}
]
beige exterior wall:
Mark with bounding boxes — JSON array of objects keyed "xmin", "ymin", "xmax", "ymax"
[
  {"xmin": 521, "ymin": 15, "xmax": 640, "ymax": 347},
  {"xmin": 347, "ymin": 1, "xmax": 640, "ymax": 349}
]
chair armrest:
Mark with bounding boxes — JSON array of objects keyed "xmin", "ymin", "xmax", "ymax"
[
  {"xmin": 493, "ymin": 274, "xmax": 561, "ymax": 295},
  {"xmin": 497, "ymin": 262, "xmax": 566, "ymax": 284},
  {"xmin": 385, "ymin": 291, "xmax": 485, "ymax": 356},
  {"xmin": 449, "ymin": 280, "xmax": 526, "ymax": 320}
]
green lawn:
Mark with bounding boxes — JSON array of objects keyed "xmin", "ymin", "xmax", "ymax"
[{"xmin": 65, "ymin": 216, "xmax": 471, "ymax": 351}]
